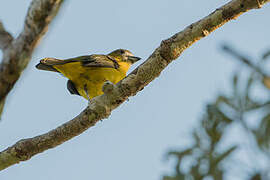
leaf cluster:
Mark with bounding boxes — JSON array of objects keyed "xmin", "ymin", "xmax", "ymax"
[{"xmin": 163, "ymin": 46, "xmax": 270, "ymax": 180}]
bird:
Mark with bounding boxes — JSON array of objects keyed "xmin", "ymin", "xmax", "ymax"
[{"xmin": 36, "ymin": 49, "xmax": 141, "ymax": 100}]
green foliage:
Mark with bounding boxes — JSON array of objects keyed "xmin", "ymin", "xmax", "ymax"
[{"xmin": 163, "ymin": 46, "xmax": 270, "ymax": 180}]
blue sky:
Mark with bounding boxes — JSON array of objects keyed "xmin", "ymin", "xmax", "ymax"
[{"xmin": 0, "ymin": 1, "xmax": 270, "ymax": 179}]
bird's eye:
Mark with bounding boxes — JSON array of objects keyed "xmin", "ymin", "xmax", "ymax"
[{"xmin": 120, "ymin": 50, "xmax": 125, "ymax": 54}]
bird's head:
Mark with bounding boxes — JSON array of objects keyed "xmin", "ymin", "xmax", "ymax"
[{"xmin": 108, "ymin": 49, "xmax": 141, "ymax": 64}]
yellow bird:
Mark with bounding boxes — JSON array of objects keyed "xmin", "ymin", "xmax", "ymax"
[{"xmin": 36, "ymin": 49, "xmax": 141, "ymax": 100}]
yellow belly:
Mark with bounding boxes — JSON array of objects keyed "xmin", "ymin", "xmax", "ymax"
[{"xmin": 53, "ymin": 62, "xmax": 126, "ymax": 99}]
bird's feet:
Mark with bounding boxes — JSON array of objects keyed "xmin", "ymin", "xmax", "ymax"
[
  {"xmin": 102, "ymin": 80, "xmax": 115, "ymax": 94},
  {"xmin": 84, "ymin": 84, "xmax": 91, "ymax": 106}
]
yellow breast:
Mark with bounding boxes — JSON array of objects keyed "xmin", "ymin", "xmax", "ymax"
[{"xmin": 53, "ymin": 61, "xmax": 131, "ymax": 99}]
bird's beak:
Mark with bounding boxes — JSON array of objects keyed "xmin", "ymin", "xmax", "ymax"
[{"xmin": 127, "ymin": 56, "xmax": 141, "ymax": 63}]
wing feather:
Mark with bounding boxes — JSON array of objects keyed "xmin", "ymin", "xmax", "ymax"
[{"xmin": 36, "ymin": 55, "xmax": 119, "ymax": 71}]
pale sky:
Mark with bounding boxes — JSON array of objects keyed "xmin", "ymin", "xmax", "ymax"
[{"xmin": 0, "ymin": 1, "xmax": 270, "ymax": 180}]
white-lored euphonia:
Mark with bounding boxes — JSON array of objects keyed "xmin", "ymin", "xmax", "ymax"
[{"xmin": 36, "ymin": 49, "xmax": 141, "ymax": 100}]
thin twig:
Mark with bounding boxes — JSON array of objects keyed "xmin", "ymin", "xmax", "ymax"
[
  {"xmin": 0, "ymin": 21, "xmax": 13, "ymax": 50},
  {"xmin": 222, "ymin": 44, "xmax": 267, "ymax": 77}
]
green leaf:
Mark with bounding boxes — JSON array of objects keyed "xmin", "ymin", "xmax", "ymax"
[
  {"xmin": 262, "ymin": 50, "xmax": 270, "ymax": 60},
  {"xmin": 214, "ymin": 146, "xmax": 237, "ymax": 165},
  {"xmin": 163, "ymin": 175, "xmax": 185, "ymax": 180},
  {"xmin": 232, "ymin": 73, "xmax": 239, "ymax": 98},
  {"xmin": 168, "ymin": 148, "xmax": 193, "ymax": 159},
  {"xmin": 254, "ymin": 114, "xmax": 270, "ymax": 152}
]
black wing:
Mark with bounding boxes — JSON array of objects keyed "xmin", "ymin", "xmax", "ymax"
[
  {"xmin": 67, "ymin": 80, "xmax": 80, "ymax": 96},
  {"xmin": 36, "ymin": 55, "xmax": 119, "ymax": 72}
]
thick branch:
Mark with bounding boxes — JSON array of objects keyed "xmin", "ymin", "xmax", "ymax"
[
  {"xmin": 0, "ymin": 22, "xmax": 13, "ymax": 50},
  {"xmin": 0, "ymin": 0, "xmax": 64, "ymax": 116},
  {"xmin": 0, "ymin": 0, "xmax": 269, "ymax": 171}
]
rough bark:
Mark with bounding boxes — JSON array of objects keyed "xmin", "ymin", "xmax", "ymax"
[
  {"xmin": 0, "ymin": 0, "xmax": 269, "ymax": 171},
  {"xmin": 0, "ymin": 22, "xmax": 13, "ymax": 50},
  {"xmin": 0, "ymin": 0, "xmax": 64, "ymax": 116}
]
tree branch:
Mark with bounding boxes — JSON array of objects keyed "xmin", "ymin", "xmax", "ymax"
[
  {"xmin": 222, "ymin": 44, "xmax": 267, "ymax": 76},
  {"xmin": 0, "ymin": 21, "xmax": 13, "ymax": 50},
  {"xmin": 0, "ymin": 0, "xmax": 64, "ymax": 116},
  {"xmin": 0, "ymin": 0, "xmax": 269, "ymax": 171}
]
